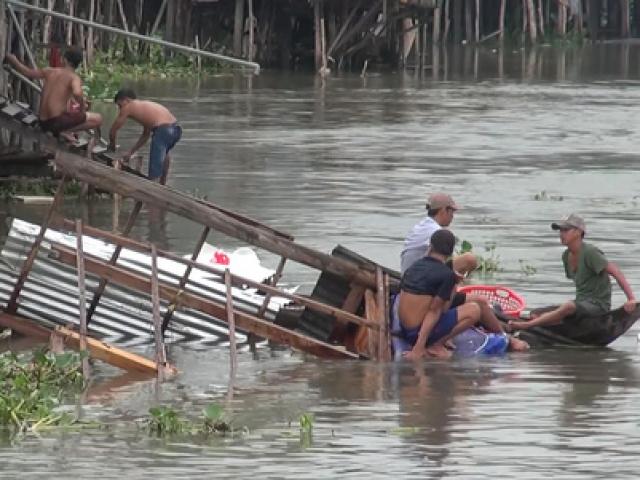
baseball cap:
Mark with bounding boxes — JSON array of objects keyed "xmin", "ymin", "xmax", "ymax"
[
  {"xmin": 427, "ymin": 192, "xmax": 460, "ymax": 210},
  {"xmin": 551, "ymin": 213, "xmax": 586, "ymax": 233}
]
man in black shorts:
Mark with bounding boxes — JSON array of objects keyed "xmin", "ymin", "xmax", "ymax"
[{"xmin": 398, "ymin": 230, "xmax": 528, "ymax": 360}]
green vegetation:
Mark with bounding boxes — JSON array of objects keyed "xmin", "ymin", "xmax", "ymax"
[
  {"xmin": 81, "ymin": 45, "xmax": 224, "ymax": 101},
  {"xmin": 146, "ymin": 403, "xmax": 233, "ymax": 437},
  {"xmin": 0, "ymin": 178, "xmax": 84, "ymax": 201},
  {"xmin": 456, "ymin": 239, "xmax": 502, "ymax": 275},
  {"xmin": 0, "ymin": 349, "xmax": 85, "ymax": 434}
]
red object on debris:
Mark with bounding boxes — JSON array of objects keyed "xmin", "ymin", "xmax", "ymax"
[{"xmin": 212, "ymin": 251, "xmax": 230, "ymax": 265}]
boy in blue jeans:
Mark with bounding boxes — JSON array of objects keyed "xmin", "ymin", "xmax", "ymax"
[{"xmin": 109, "ymin": 88, "xmax": 181, "ymax": 184}]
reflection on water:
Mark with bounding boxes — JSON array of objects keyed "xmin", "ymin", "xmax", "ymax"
[{"xmin": 3, "ymin": 44, "xmax": 640, "ymax": 477}]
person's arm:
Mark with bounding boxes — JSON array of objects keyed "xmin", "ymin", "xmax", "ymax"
[
  {"xmin": 70, "ymin": 76, "xmax": 85, "ymax": 112},
  {"xmin": 605, "ymin": 262, "xmax": 636, "ymax": 312},
  {"xmin": 123, "ymin": 127, "xmax": 151, "ymax": 161},
  {"xmin": 108, "ymin": 108, "xmax": 129, "ymax": 151},
  {"xmin": 4, "ymin": 54, "xmax": 45, "ymax": 79},
  {"xmin": 404, "ymin": 297, "xmax": 446, "ymax": 360}
]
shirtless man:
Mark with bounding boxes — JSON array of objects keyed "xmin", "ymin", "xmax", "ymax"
[
  {"xmin": 109, "ymin": 89, "xmax": 181, "ymax": 184},
  {"xmin": 399, "ymin": 229, "xmax": 528, "ymax": 360},
  {"xmin": 5, "ymin": 48, "xmax": 102, "ymax": 138}
]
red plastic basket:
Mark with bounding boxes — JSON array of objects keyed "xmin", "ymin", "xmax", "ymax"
[{"xmin": 457, "ymin": 285, "xmax": 526, "ymax": 317}]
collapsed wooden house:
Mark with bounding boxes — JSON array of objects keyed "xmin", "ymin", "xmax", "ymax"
[{"xmin": 0, "ymin": 111, "xmax": 397, "ymax": 373}]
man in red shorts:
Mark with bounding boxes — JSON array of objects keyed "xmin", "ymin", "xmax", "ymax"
[{"xmin": 5, "ymin": 48, "xmax": 102, "ymax": 138}]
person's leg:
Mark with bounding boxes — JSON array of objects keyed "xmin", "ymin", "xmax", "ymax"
[
  {"xmin": 509, "ymin": 300, "xmax": 576, "ymax": 330},
  {"xmin": 66, "ymin": 111, "xmax": 103, "ymax": 134},
  {"xmin": 148, "ymin": 130, "xmax": 167, "ymax": 182},
  {"xmin": 159, "ymin": 125, "xmax": 181, "ymax": 184},
  {"xmin": 452, "ymin": 252, "xmax": 478, "ymax": 276}
]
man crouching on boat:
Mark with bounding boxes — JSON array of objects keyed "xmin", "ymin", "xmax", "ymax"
[
  {"xmin": 399, "ymin": 229, "xmax": 528, "ymax": 360},
  {"xmin": 509, "ymin": 214, "xmax": 636, "ymax": 331}
]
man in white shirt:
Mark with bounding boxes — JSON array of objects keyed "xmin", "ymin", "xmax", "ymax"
[{"xmin": 401, "ymin": 193, "xmax": 476, "ymax": 276}]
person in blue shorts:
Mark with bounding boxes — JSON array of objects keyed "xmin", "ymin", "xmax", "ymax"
[
  {"xmin": 398, "ymin": 229, "xmax": 527, "ymax": 360},
  {"xmin": 109, "ymin": 88, "xmax": 181, "ymax": 184}
]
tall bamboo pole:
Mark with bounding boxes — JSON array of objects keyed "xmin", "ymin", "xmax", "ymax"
[
  {"xmin": 75, "ymin": 219, "xmax": 90, "ymax": 379},
  {"xmin": 527, "ymin": 0, "xmax": 537, "ymax": 42},
  {"xmin": 87, "ymin": 0, "xmax": 95, "ymax": 64},
  {"xmin": 499, "ymin": 0, "xmax": 506, "ymax": 41},
  {"xmin": 247, "ymin": 0, "xmax": 254, "ymax": 61}
]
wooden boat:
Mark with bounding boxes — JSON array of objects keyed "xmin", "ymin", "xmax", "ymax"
[{"xmin": 497, "ymin": 305, "xmax": 640, "ymax": 347}]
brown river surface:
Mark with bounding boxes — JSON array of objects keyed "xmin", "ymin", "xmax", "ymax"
[{"xmin": 3, "ymin": 43, "xmax": 640, "ymax": 478}]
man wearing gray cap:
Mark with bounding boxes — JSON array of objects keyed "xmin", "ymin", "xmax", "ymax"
[{"xmin": 509, "ymin": 214, "xmax": 636, "ymax": 331}]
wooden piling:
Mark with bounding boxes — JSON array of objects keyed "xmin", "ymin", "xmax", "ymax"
[
  {"xmin": 233, "ymin": 0, "xmax": 244, "ymax": 57},
  {"xmin": 150, "ymin": 244, "xmax": 168, "ymax": 380},
  {"xmin": 433, "ymin": 2, "xmax": 442, "ymax": 43},
  {"xmin": 75, "ymin": 219, "xmax": 90, "ymax": 379},
  {"xmin": 224, "ymin": 269, "xmax": 238, "ymax": 378}
]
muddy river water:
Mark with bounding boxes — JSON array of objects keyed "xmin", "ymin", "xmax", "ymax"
[{"xmin": 2, "ymin": 43, "xmax": 640, "ymax": 478}]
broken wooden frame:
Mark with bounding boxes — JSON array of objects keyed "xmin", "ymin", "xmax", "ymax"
[{"xmin": 0, "ymin": 115, "xmax": 392, "ymax": 360}]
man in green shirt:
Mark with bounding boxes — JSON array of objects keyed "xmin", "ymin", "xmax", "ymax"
[{"xmin": 509, "ymin": 214, "xmax": 636, "ymax": 330}]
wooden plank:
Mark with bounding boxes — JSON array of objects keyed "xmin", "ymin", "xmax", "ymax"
[
  {"xmin": 6, "ymin": 176, "xmax": 67, "ymax": 313},
  {"xmin": 0, "ymin": 312, "xmax": 51, "ymax": 339},
  {"xmin": 13, "ymin": 196, "xmax": 54, "ymax": 204},
  {"xmin": 0, "ymin": 312, "xmax": 166, "ymax": 374},
  {"xmin": 56, "ymin": 325, "xmax": 164, "ymax": 375},
  {"xmin": 54, "ymin": 219, "xmax": 378, "ymax": 331},
  {"xmin": 364, "ymin": 289, "xmax": 378, "ymax": 359},
  {"xmin": 51, "ymin": 245, "xmax": 359, "ymax": 359}
]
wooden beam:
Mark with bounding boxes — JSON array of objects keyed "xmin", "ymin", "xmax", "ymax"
[
  {"xmin": 56, "ymin": 325, "xmax": 164, "ymax": 374},
  {"xmin": 161, "ymin": 226, "xmax": 210, "ymax": 333},
  {"xmin": 0, "ymin": 312, "xmax": 167, "ymax": 374},
  {"xmin": 6, "ymin": 176, "xmax": 66, "ymax": 313},
  {"xmin": 51, "ymin": 245, "xmax": 359, "ymax": 359},
  {"xmin": 54, "ymin": 218, "xmax": 379, "ymax": 331}
]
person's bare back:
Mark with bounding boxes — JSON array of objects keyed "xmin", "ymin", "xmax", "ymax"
[
  {"xmin": 121, "ymin": 100, "xmax": 177, "ymax": 129},
  {"xmin": 39, "ymin": 68, "xmax": 82, "ymax": 120}
]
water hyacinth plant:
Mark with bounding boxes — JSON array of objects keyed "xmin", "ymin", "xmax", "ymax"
[{"xmin": 0, "ymin": 349, "xmax": 85, "ymax": 433}]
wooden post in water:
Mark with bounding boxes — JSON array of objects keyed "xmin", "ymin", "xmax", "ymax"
[
  {"xmin": 314, "ymin": 0, "xmax": 322, "ymax": 70},
  {"xmin": 6, "ymin": 176, "xmax": 67, "ymax": 314},
  {"xmin": 233, "ymin": 0, "xmax": 244, "ymax": 57},
  {"xmin": 621, "ymin": 0, "xmax": 630, "ymax": 37},
  {"xmin": 557, "ymin": 0, "xmax": 567, "ymax": 35},
  {"xmin": 150, "ymin": 244, "xmax": 168, "ymax": 380},
  {"xmin": 75, "ymin": 220, "xmax": 90, "ymax": 379},
  {"xmin": 587, "ymin": 0, "xmax": 599, "ymax": 40},
  {"xmin": 433, "ymin": 1, "xmax": 442, "ymax": 43},
  {"xmin": 247, "ymin": 0, "xmax": 254, "ymax": 61},
  {"xmin": 527, "ymin": 0, "xmax": 538, "ymax": 42},
  {"xmin": 465, "ymin": 0, "xmax": 473, "ymax": 41},
  {"xmin": 224, "ymin": 269, "xmax": 238, "ymax": 378},
  {"xmin": 475, "ymin": 0, "xmax": 480, "ymax": 42},
  {"xmin": 537, "ymin": 0, "xmax": 545, "ymax": 37},
  {"xmin": 499, "ymin": 0, "xmax": 506, "ymax": 41}
]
